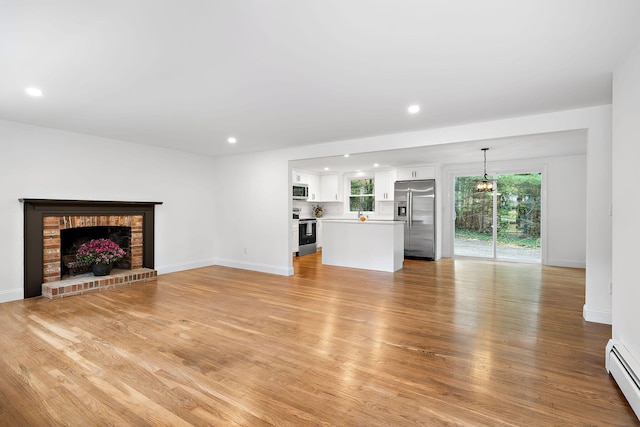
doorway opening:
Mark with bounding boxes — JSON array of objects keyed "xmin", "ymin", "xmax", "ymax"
[{"xmin": 454, "ymin": 173, "xmax": 541, "ymax": 262}]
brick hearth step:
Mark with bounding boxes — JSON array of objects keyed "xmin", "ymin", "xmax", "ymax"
[{"xmin": 42, "ymin": 268, "xmax": 157, "ymax": 299}]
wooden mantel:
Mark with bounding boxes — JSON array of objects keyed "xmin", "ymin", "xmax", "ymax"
[
  {"xmin": 20, "ymin": 199, "xmax": 163, "ymax": 298},
  {"xmin": 20, "ymin": 199, "xmax": 163, "ymax": 208}
]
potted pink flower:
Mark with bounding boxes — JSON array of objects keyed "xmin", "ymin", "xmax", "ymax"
[{"xmin": 76, "ymin": 238, "xmax": 126, "ymax": 276}]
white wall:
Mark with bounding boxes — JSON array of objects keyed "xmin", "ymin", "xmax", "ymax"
[
  {"xmin": 612, "ymin": 40, "xmax": 640, "ymax": 365},
  {"xmin": 546, "ymin": 155, "xmax": 587, "ymax": 268},
  {"xmin": 212, "ymin": 150, "xmax": 293, "ymax": 275},
  {"xmin": 0, "ymin": 119, "xmax": 217, "ymax": 302},
  {"xmin": 584, "ymin": 110, "xmax": 614, "ymax": 324}
]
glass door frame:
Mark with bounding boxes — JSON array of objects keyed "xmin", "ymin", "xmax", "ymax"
[{"xmin": 443, "ymin": 161, "xmax": 547, "ymax": 264}]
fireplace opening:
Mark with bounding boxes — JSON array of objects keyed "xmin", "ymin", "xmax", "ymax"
[{"xmin": 60, "ymin": 226, "xmax": 132, "ymax": 277}]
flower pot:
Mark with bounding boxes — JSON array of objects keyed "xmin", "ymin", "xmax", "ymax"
[{"xmin": 91, "ymin": 263, "xmax": 113, "ymax": 276}]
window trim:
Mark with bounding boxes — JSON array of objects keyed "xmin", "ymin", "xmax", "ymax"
[{"xmin": 344, "ymin": 174, "xmax": 376, "ymax": 214}]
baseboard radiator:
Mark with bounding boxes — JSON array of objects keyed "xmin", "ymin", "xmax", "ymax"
[{"xmin": 606, "ymin": 340, "xmax": 640, "ymax": 420}]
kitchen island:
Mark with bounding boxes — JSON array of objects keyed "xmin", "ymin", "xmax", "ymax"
[{"xmin": 321, "ymin": 219, "xmax": 404, "ymax": 272}]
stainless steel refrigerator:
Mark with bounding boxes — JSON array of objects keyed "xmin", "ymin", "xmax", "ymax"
[{"xmin": 394, "ymin": 179, "xmax": 435, "ymax": 259}]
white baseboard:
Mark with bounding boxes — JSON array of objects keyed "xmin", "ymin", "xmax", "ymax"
[
  {"xmin": 545, "ymin": 259, "xmax": 586, "ymax": 268},
  {"xmin": 0, "ymin": 288, "xmax": 24, "ymax": 303},
  {"xmin": 156, "ymin": 259, "xmax": 217, "ymax": 275},
  {"xmin": 213, "ymin": 258, "xmax": 294, "ymax": 276},
  {"xmin": 583, "ymin": 304, "xmax": 612, "ymax": 324}
]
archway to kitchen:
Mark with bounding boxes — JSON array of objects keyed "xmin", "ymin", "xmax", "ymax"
[{"xmin": 289, "ymin": 130, "xmax": 586, "ymax": 274}]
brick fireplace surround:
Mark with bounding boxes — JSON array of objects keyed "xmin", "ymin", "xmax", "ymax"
[
  {"xmin": 21, "ymin": 199, "xmax": 162, "ymax": 299},
  {"xmin": 43, "ymin": 214, "xmax": 143, "ymax": 283}
]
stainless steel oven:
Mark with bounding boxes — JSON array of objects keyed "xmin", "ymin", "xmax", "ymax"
[
  {"xmin": 297, "ymin": 218, "xmax": 317, "ymax": 256},
  {"xmin": 292, "ymin": 208, "xmax": 316, "ymax": 256}
]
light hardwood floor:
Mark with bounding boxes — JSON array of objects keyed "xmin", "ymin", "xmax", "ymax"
[{"xmin": 0, "ymin": 254, "xmax": 637, "ymax": 426}]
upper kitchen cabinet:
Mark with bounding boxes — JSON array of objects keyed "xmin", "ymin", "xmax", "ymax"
[
  {"xmin": 306, "ymin": 173, "xmax": 320, "ymax": 201},
  {"xmin": 319, "ymin": 174, "xmax": 341, "ymax": 202},
  {"xmin": 374, "ymin": 170, "xmax": 396, "ymax": 201},
  {"xmin": 396, "ymin": 165, "xmax": 436, "ymax": 181},
  {"xmin": 292, "ymin": 171, "xmax": 309, "ymax": 184}
]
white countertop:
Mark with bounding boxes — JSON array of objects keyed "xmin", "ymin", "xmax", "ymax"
[{"xmin": 320, "ymin": 219, "xmax": 402, "ymax": 224}]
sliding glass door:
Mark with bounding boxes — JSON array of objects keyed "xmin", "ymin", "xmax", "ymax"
[
  {"xmin": 495, "ymin": 174, "xmax": 541, "ymax": 261},
  {"xmin": 454, "ymin": 173, "xmax": 541, "ymax": 262},
  {"xmin": 454, "ymin": 176, "xmax": 495, "ymax": 258}
]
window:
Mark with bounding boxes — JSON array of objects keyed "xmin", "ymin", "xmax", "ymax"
[{"xmin": 349, "ymin": 178, "xmax": 375, "ymax": 212}]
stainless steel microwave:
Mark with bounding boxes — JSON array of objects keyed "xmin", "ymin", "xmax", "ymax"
[{"xmin": 293, "ymin": 183, "xmax": 309, "ymax": 200}]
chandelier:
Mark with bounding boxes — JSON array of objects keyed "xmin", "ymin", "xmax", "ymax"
[{"xmin": 476, "ymin": 148, "xmax": 494, "ymax": 192}]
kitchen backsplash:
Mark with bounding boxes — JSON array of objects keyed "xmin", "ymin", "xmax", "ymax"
[
  {"xmin": 292, "ymin": 200, "xmax": 314, "ymax": 218},
  {"xmin": 293, "ymin": 199, "xmax": 394, "ymax": 219}
]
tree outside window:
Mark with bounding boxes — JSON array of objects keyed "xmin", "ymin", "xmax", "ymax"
[{"xmin": 349, "ymin": 178, "xmax": 375, "ymax": 212}]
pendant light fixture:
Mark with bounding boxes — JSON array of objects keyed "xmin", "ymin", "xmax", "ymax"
[{"xmin": 476, "ymin": 148, "xmax": 494, "ymax": 192}]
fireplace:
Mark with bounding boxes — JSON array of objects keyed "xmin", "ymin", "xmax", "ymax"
[{"xmin": 21, "ymin": 199, "xmax": 162, "ymax": 298}]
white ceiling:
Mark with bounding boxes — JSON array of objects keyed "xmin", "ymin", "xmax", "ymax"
[
  {"xmin": 292, "ymin": 129, "xmax": 587, "ymax": 173},
  {"xmin": 2, "ymin": 1, "xmax": 640, "ymax": 157}
]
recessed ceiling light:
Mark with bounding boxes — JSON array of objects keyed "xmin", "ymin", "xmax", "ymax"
[
  {"xmin": 373, "ymin": 163, "xmax": 379, "ymax": 167},
  {"xmin": 344, "ymin": 154, "xmax": 350, "ymax": 158},
  {"xmin": 324, "ymin": 167, "xmax": 329, "ymax": 171},
  {"xmin": 408, "ymin": 104, "xmax": 420, "ymax": 114},
  {"xmin": 25, "ymin": 87, "xmax": 43, "ymax": 97},
  {"xmin": 227, "ymin": 137, "xmax": 237, "ymax": 144}
]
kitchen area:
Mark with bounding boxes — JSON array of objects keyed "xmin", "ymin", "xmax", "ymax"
[{"xmin": 291, "ymin": 164, "xmax": 438, "ymax": 272}]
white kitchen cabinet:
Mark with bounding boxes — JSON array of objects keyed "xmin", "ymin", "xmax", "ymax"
[
  {"xmin": 292, "ymin": 171, "xmax": 305, "ymax": 184},
  {"xmin": 306, "ymin": 173, "xmax": 320, "ymax": 201},
  {"xmin": 322, "ymin": 220, "xmax": 404, "ymax": 272},
  {"xmin": 319, "ymin": 174, "xmax": 340, "ymax": 202},
  {"xmin": 396, "ymin": 165, "xmax": 436, "ymax": 181},
  {"xmin": 316, "ymin": 220, "xmax": 323, "ymax": 248},
  {"xmin": 291, "ymin": 220, "xmax": 299, "ymax": 253},
  {"xmin": 375, "ymin": 170, "xmax": 396, "ymax": 201}
]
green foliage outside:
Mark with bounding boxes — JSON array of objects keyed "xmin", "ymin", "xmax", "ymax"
[
  {"xmin": 349, "ymin": 178, "xmax": 375, "ymax": 212},
  {"xmin": 455, "ymin": 173, "xmax": 541, "ymax": 248},
  {"xmin": 455, "ymin": 229, "xmax": 541, "ymax": 248}
]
